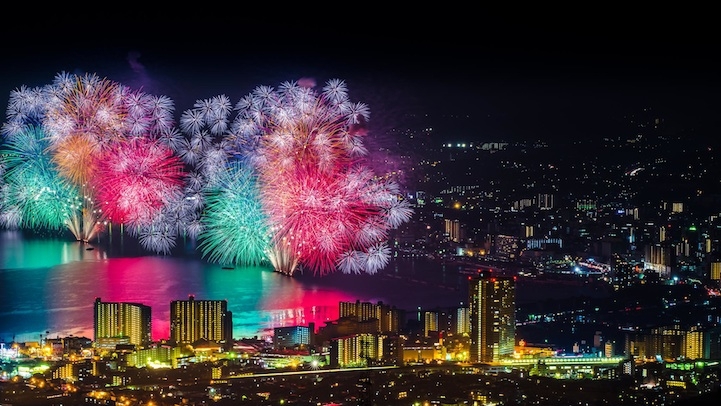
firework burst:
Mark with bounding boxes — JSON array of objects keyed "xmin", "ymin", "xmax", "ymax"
[
  {"xmin": 0, "ymin": 125, "xmax": 79, "ymax": 232},
  {"xmin": 1, "ymin": 72, "xmax": 180, "ymax": 243},
  {"xmin": 197, "ymin": 162, "xmax": 271, "ymax": 267},
  {"xmin": 231, "ymin": 78, "xmax": 413, "ymax": 276},
  {"xmin": 91, "ymin": 137, "xmax": 185, "ymax": 226},
  {"xmin": 1, "ymin": 73, "xmax": 412, "ymax": 273}
]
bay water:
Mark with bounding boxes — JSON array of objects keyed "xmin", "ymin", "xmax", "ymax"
[{"xmin": 0, "ymin": 230, "xmax": 468, "ymax": 343}]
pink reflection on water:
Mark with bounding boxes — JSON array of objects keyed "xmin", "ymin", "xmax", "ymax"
[
  {"xmin": 100, "ymin": 257, "xmax": 201, "ymax": 340},
  {"xmin": 27, "ymin": 241, "xmax": 385, "ymax": 343},
  {"xmin": 257, "ymin": 271, "xmax": 358, "ymax": 333}
]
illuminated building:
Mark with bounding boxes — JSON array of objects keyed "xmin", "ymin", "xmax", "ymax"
[
  {"xmin": 468, "ymin": 271, "xmax": 515, "ymax": 364},
  {"xmin": 644, "ymin": 243, "xmax": 673, "ymax": 279},
  {"xmin": 671, "ymin": 202, "xmax": 684, "ymax": 213},
  {"xmin": 415, "ymin": 191, "xmax": 426, "ymax": 207},
  {"xmin": 403, "ymin": 342, "xmax": 447, "ymax": 363},
  {"xmin": 51, "ymin": 362, "xmax": 76, "ymax": 381},
  {"xmin": 625, "ymin": 325, "xmax": 721, "ymax": 361},
  {"xmin": 501, "ymin": 354, "xmax": 627, "ymax": 379},
  {"xmin": 93, "ymin": 297, "xmax": 151, "ymax": 350},
  {"xmin": 710, "ymin": 261, "xmax": 721, "ymax": 282},
  {"xmin": 274, "ymin": 324, "xmax": 314, "ymax": 350},
  {"xmin": 423, "ymin": 311, "xmax": 439, "ymax": 338},
  {"xmin": 329, "ymin": 333, "xmax": 385, "ymax": 367},
  {"xmin": 525, "ymin": 237, "xmax": 563, "ymax": 250},
  {"xmin": 170, "ymin": 295, "xmax": 232, "ymax": 348},
  {"xmin": 593, "ymin": 331, "xmax": 604, "ymax": 349},
  {"xmin": 537, "ymin": 193, "xmax": 554, "ymax": 210},
  {"xmin": 604, "ymin": 341, "xmax": 615, "ymax": 357},
  {"xmin": 676, "ymin": 238, "xmax": 691, "ymax": 257},
  {"xmin": 445, "ymin": 218, "xmax": 465, "ymax": 243},
  {"xmin": 576, "ymin": 198, "xmax": 597, "ymax": 211},
  {"xmin": 317, "ymin": 316, "xmax": 380, "ymax": 340},
  {"xmin": 453, "ymin": 305, "xmax": 470, "ymax": 335},
  {"xmin": 49, "ymin": 336, "xmax": 92, "ymax": 356},
  {"xmin": 492, "ymin": 234, "xmax": 519, "ymax": 261},
  {"xmin": 338, "ymin": 300, "xmax": 402, "ymax": 333},
  {"xmin": 423, "ymin": 307, "xmax": 466, "ymax": 342},
  {"xmin": 126, "ymin": 345, "xmax": 183, "ymax": 368},
  {"xmin": 512, "ymin": 198, "xmax": 534, "ymax": 211}
]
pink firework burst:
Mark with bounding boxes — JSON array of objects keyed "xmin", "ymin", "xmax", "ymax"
[
  {"xmin": 244, "ymin": 79, "xmax": 412, "ymax": 276},
  {"xmin": 91, "ymin": 138, "xmax": 185, "ymax": 226},
  {"xmin": 262, "ymin": 162, "xmax": 388, "ymax": 275}
]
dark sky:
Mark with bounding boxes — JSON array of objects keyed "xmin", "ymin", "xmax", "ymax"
[{"xmin": 2, "ymin": 14, "xmax": 719, "ymax": 144}]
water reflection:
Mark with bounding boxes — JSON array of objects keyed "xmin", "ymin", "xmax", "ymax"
[
  {"xmin": 1, "ymin": 231, "xmax": 450, "ymax": 342},
  {"xmin": 0, "ymin": 231, "xmax": 609, "ymax": 345},
  {"xmin": 0, "ymin": 230, "xmax": 106, "ymax": 269}
]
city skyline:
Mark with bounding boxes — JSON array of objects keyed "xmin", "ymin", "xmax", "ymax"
[
  {"xmin": 2, "ymin": 16, "xmax": 721, "ymax": 404},
  {"xmin": 3, "ymin": 101, "xmax": 721, "ymax": 403}
]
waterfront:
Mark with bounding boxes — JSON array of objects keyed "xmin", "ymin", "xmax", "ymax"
[
  {"xmin": 0, "ymin": 230, "xmax": 466, "ymax": 343},
  {"xmin": 0, "ymin": 230, "xmax": 610, "ymax": 345}
]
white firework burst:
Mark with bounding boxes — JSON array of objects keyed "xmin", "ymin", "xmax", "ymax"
[
  {"xmin": 344, "ymin": 102, "xmax": 371, "ymax": 125},
  {"xmin": 180, "ymin": 109, "xmax": 205, "ymax": 136},
  {"xmin": 383, "ymin": 197, "xmax": 415, "ymax": 228},
  {"xmin": 158, "ymin": 127, "xmax": 186, "ymax": 152},
  {"xmin": 135, "ymin": 222, "xmax": 178, "ymax": 255},
  {"xmin": 337, "ymin": 250, "xmax": 364, "ymax": 274},
  {"xmin": 1, "ymin": 119, "xmax": 26, "ymax": 138},
  {"xmin": 0, "ymin": 204, "xmax": 22, "ymax": 230},
  {"xmin": 149, "ymin": 95, "xmax": 176, "ymax": 134},
  {"xmin": 322, "ymin": 79, "xmax": 349, "ymax": 105},
  {"xmin": 361, "ymin": 242, "xmax": 391, "ymax": 274}
]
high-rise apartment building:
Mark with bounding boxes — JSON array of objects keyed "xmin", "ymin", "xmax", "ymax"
[
  {"xmin": 468, "ymin": 271, "xmax": 515, "ymax": 364},
  {"xmin": 710, "ymin": 261, "xmax": 721, "ymax": 282},
  {"xmin": 274, "ymin": 323, "xmax": 314, "ymax": 350},
  {"xmin": 329, "ymin": 333, "xmax": 386, "ymax": 368},
  {"xmin": 644, "ymin": 243, "xmax": 673, "ymax": 279},
  {"xmin": 338, "ymin": 300, "xmax": 402, "ymax": 333},
  {"xmin": 492, "ymin": 234, "xmax": 519, "ymax": 262},
  {"xmin": 625, "ymin": 324, "xmax": 721, "ymax": 360},
  {"xmin": 537, "ymin": 193, "xmax": 554, "ymax": 210},
  {"xmin": 423, "ymin": 311, "xmax": 439, "ymax": 338},
  {"xmin": 454, "ymin": 305, "xmax": 470, "ymax": 335},
  {"xmin": 170, "ymin": 295, "xmax": 232, "ymax": 347},
  {"xmin": 93, "ymin": 297, "xmax": 152, "ymax": 349},
  {"xmin": 445, "ymin": 218, "xmax": 465, "ymax": 243}
]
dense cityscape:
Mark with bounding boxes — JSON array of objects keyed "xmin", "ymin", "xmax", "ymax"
[{"xmin": 2, "ymin": 104, "xmax": 721, "ymax": 405}]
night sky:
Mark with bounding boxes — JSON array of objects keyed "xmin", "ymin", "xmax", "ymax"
[{"xmin": 2, "ymin": 14, "xmax": 719, "ymax": 145}]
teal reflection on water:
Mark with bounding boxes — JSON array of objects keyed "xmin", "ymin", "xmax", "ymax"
[
  {"xmin": 1, "ymin": 230, "xmax": 472, "ymax": 344},
  {"xmin": 0, "ymin": 235, "xmax": 356, "ymax": 343},
  {"xmin": 203, "ymin": 265, "xmax": 355, "ymax": 339},
  {"xmin": 0, "ymin": 231, "xmax": 105, "ymax": 269}
]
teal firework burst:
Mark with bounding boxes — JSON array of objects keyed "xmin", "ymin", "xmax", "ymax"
[
  {"xmin": 0, "ymin": 126, "xmax": 80, "ymax": 232},
  {"xmin": 197, "ymin": 162, "xmax": 271, "ymax": 267}
]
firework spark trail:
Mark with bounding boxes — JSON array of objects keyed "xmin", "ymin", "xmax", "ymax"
[
  {"xmin": 128, "ymin": 188, "xmax": 203, "ymax": 255},
  {"xmin": 173, "ymin": 93, "xmax": 274, "ymax": 264},
  {"xmin": 231, "ymin": 78, "xmax": 413, "ymax": 276},
  {"xmin": 91, "ymin": 137, "xmax": 185, "ymax": 226},
  {"xmin": 0, "ymin": 73, "xmax": 412, "ymax": 270},
  {"xmin": 261, "ymin": 163, "xmax": 386, "ymax": 274},
  {"xmin": 0, "ymin": 125, "xmax": 79, "ymax": 231},
  {"xmin": 196, "ymin": 162, "xmax": 271, "ymax": 267},
  {"xmin": 0, "ymin": 72, "xmax": 180, "ymax": 243}
]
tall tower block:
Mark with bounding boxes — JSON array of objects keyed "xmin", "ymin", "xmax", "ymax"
[{"xmin": 468, "ymin": 271, "xmax": 515, "ymax": 363}]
